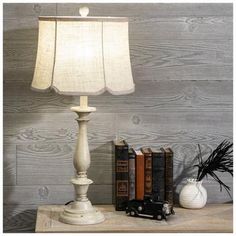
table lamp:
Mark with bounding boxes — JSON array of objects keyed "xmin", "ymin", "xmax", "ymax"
[{"xmin": 31, "ymin": 7, "xmax": 135, "ymax": 225}]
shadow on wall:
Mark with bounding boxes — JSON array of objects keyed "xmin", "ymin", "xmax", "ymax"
[
  {"xmin": 3, "ymin": 208, "xmax": 37, "ymax": 233},
  {"xmin": 3, "ymin": 145, "xmax": 37, "ymax": 232},
  {"xmin": 173, "ymin": 151, "xmax": 199, "ymax": 204},
  {"xmin": 3, "ymin": 145, "xmax": 19, "ymax": 233},
  {"xmin": 88, "ymin": 141, "xmax": 114, "ymax": 204},
  {"xmin": 3, "ymin": 27, "xmax": 73, "ymax": 232},
  {"xmin": 3, "ymin": 139, "xmax": 38, "ymax": 233}
]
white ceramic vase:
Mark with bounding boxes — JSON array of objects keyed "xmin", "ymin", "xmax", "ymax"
[{"xmin": 179, "ymin": 178, "xmax": 207, "ymax": 209}]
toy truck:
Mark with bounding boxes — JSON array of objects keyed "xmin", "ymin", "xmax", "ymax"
[{"xmin": 126, "ymin": 196, "xmax": 174, "ymax": 220}]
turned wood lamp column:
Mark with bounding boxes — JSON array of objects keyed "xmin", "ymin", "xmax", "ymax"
[
  {"xmin": 31, "ymin": 6, "xmax": 135, "ymax": 225},
  {"xmin": 59, "ymin": 96, "xmax": 105, "ymax": 224}
]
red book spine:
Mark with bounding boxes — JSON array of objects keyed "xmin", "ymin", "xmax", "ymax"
[{"xmin": 135, "ymin": 150, "xmax": 145, "ymax": 200}]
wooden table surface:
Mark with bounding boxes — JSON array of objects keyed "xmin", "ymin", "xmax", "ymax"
[{"xmin": 35, "ymin": 204, "xmax": 233, "ymax": 233}]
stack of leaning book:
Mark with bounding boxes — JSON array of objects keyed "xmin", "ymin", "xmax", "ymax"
[{"xmin": 113, "ymin": 139, "xmax": 174, "ymax": 211}]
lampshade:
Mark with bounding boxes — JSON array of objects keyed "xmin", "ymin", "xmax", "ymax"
[{"xmin": 31, "ymin": 16, "xmax": 135, "ymax": 95}]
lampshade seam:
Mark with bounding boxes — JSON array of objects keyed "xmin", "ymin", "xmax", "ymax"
[
  {"xmin": 101, "ymin": 21, "xmax": 106, "ymax": 89},
  {"xmin": 50, "ymin": 19, "xmax": 57, "ymax": 88}
]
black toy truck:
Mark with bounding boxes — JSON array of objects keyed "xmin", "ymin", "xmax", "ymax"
[{"xmin": 126, "ymin": 196, "xmax": 174, "ymax": 220}]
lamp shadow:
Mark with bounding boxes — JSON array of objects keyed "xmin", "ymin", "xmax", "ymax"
[
  {"xmin": 87, "ymin": 141, "xmax": 114, "ymax": 205},
  {"xmin": 3, "ymin": 27, "xmax": 76, "ymax": 232},
  {"xmin": 3, "ymin": 208, "xmax": 37, "ymax": 233},
  {"xmin": 3, "ymin": 143, "xmax": 37, "ymax": 233}
]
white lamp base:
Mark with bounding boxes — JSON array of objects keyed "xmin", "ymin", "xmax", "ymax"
[{"xmin": 59, "ymin": 200, "xmax": 105, "ymax": 225}]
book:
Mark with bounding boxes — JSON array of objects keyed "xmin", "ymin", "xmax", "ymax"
[
  {"xmin": 161, "ymin": 147, "xmax": 174, "ymax": 206},
  {"xmin": 114, "ymin": 139, "xmax": 129, "ymax": 211},
  {"xmin": 151, "ymin": 147, "xmax": 165, "ymax": 201},
  {"xmin": 134, "ymin": 150, "xmax": 145, "ymax": 200},
  {"xmin": 128, "ymin": 148, "xmax": 136, "ymax": 200},
  {"xmin": 141, "ymin": 147, "xmax": 153, "ymax": 196}
]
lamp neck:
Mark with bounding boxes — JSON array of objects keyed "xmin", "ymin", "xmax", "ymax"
[{"xmin": 80, "ymin": 96, "xmax": 88, "ymax": 108}]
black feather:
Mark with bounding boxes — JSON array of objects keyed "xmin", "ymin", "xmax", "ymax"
[{"xmin": 195, "ymin": 140, "xmax": 233, "ymax": 196}]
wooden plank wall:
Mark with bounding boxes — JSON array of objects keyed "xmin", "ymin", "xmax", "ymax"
[{"xmin": 3, "ymin": 3, "xmax": 233, "ymax": 232}]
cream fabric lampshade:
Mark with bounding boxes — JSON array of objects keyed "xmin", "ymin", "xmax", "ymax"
[{"xmin": 31, "ymin": 13, "xmax": 135, "ymax": 95}]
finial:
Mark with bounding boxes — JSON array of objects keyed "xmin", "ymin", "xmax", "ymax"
[{"xmin": 79, "ymin": 6, "xmax": 89, "ymax": 17}]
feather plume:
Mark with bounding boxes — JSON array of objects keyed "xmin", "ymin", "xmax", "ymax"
[{"xmin": 194, "ymin": 140, "xmax": 233, "ymax": 196}]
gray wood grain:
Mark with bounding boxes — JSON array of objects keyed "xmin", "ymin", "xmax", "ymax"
[
  {"xmin": 17, "ymin": 142, "xmax": 113, "ymax": 185},
  {"xmin": 4, "ymin": 185, "xmax": 113, "ymax": 205},
  {"xmin": 4, "ymin": 111, "xmax": 232, "ymax": 145},
  {"xmin": 130, "ymin": 40, "xmax": 232, "ymax": 71},
  {"xmin": 3, "ymin": 144, "xmax": 16, "ymax": 186},
  {"xmin": 4, "ymin": 80, "xmax": 233, "ymax": 113},
  {"xmin": 4, "ymin": 112, "xmax": 116, "ymax": 144},
  {"xmin": 57, "ymin": 3, "xmax": 233, "ymax": 17},
  {"xmin": 3, "ymin": 3, "xmax": 56, "ymax": 19},
  {"xmin": 116, "ymin": 112, "xmax": 232, "ymax": 145},
  {"xmin": 3, "ymin": 3, "xmax": 233, "ymax": 232},
  {"xmin": 129, "ymin": 16, "xmax": 232, "ymax": 40},
  {"xmin": 133, "ymin": 64, "xmax": 232, "ymax": 82}
]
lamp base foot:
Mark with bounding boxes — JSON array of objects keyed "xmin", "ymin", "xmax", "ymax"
[{"xmin": 59, "ymin": 200, "xmax": 105, "ymax": 225}]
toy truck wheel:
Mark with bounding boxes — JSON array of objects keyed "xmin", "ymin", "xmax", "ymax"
[
  {"xmin": 137, "ymin": 206, "xmax": 143, "ymax": 211},
  {"xmin": 130, "ymin": 209, "xmax": 137, "ymax": 216},
  {"xmin": 156, "ymin": 214, "xmax": 163, "ymax": 221}
]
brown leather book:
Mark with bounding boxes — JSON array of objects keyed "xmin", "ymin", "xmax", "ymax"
[
  {"xmin": 141, "ymin": 147, "xmax": 152, "ymax": 196},
  {"xmin": 161, "ymin": 147, "xmax": 174, "ymax": 206},
  {"xmin": 134, "ymin": 150, "xmax": 145, "ymax": 200}
]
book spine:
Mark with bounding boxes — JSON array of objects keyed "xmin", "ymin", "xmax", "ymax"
[
  {"xmin": 115, "ymin": 143, "xmax": 129, "ymax": 211},
  {"xmin": 165, "ymin": 149, "xmax": 174, "ymax": 205},
  {"xmin": 144, "ymin": 152, "xmax": 152, "ymax": 196},
  {"xmin": 135, "ymin": 153, "xmax": 145, "ymax": 200},
  {"xmin": 128, "ymin": 149, "xmax": 135, "ymax": 200},
  {"xmin": 152, "ymin": 151, "xmax": 165, "ymax": 201}
]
